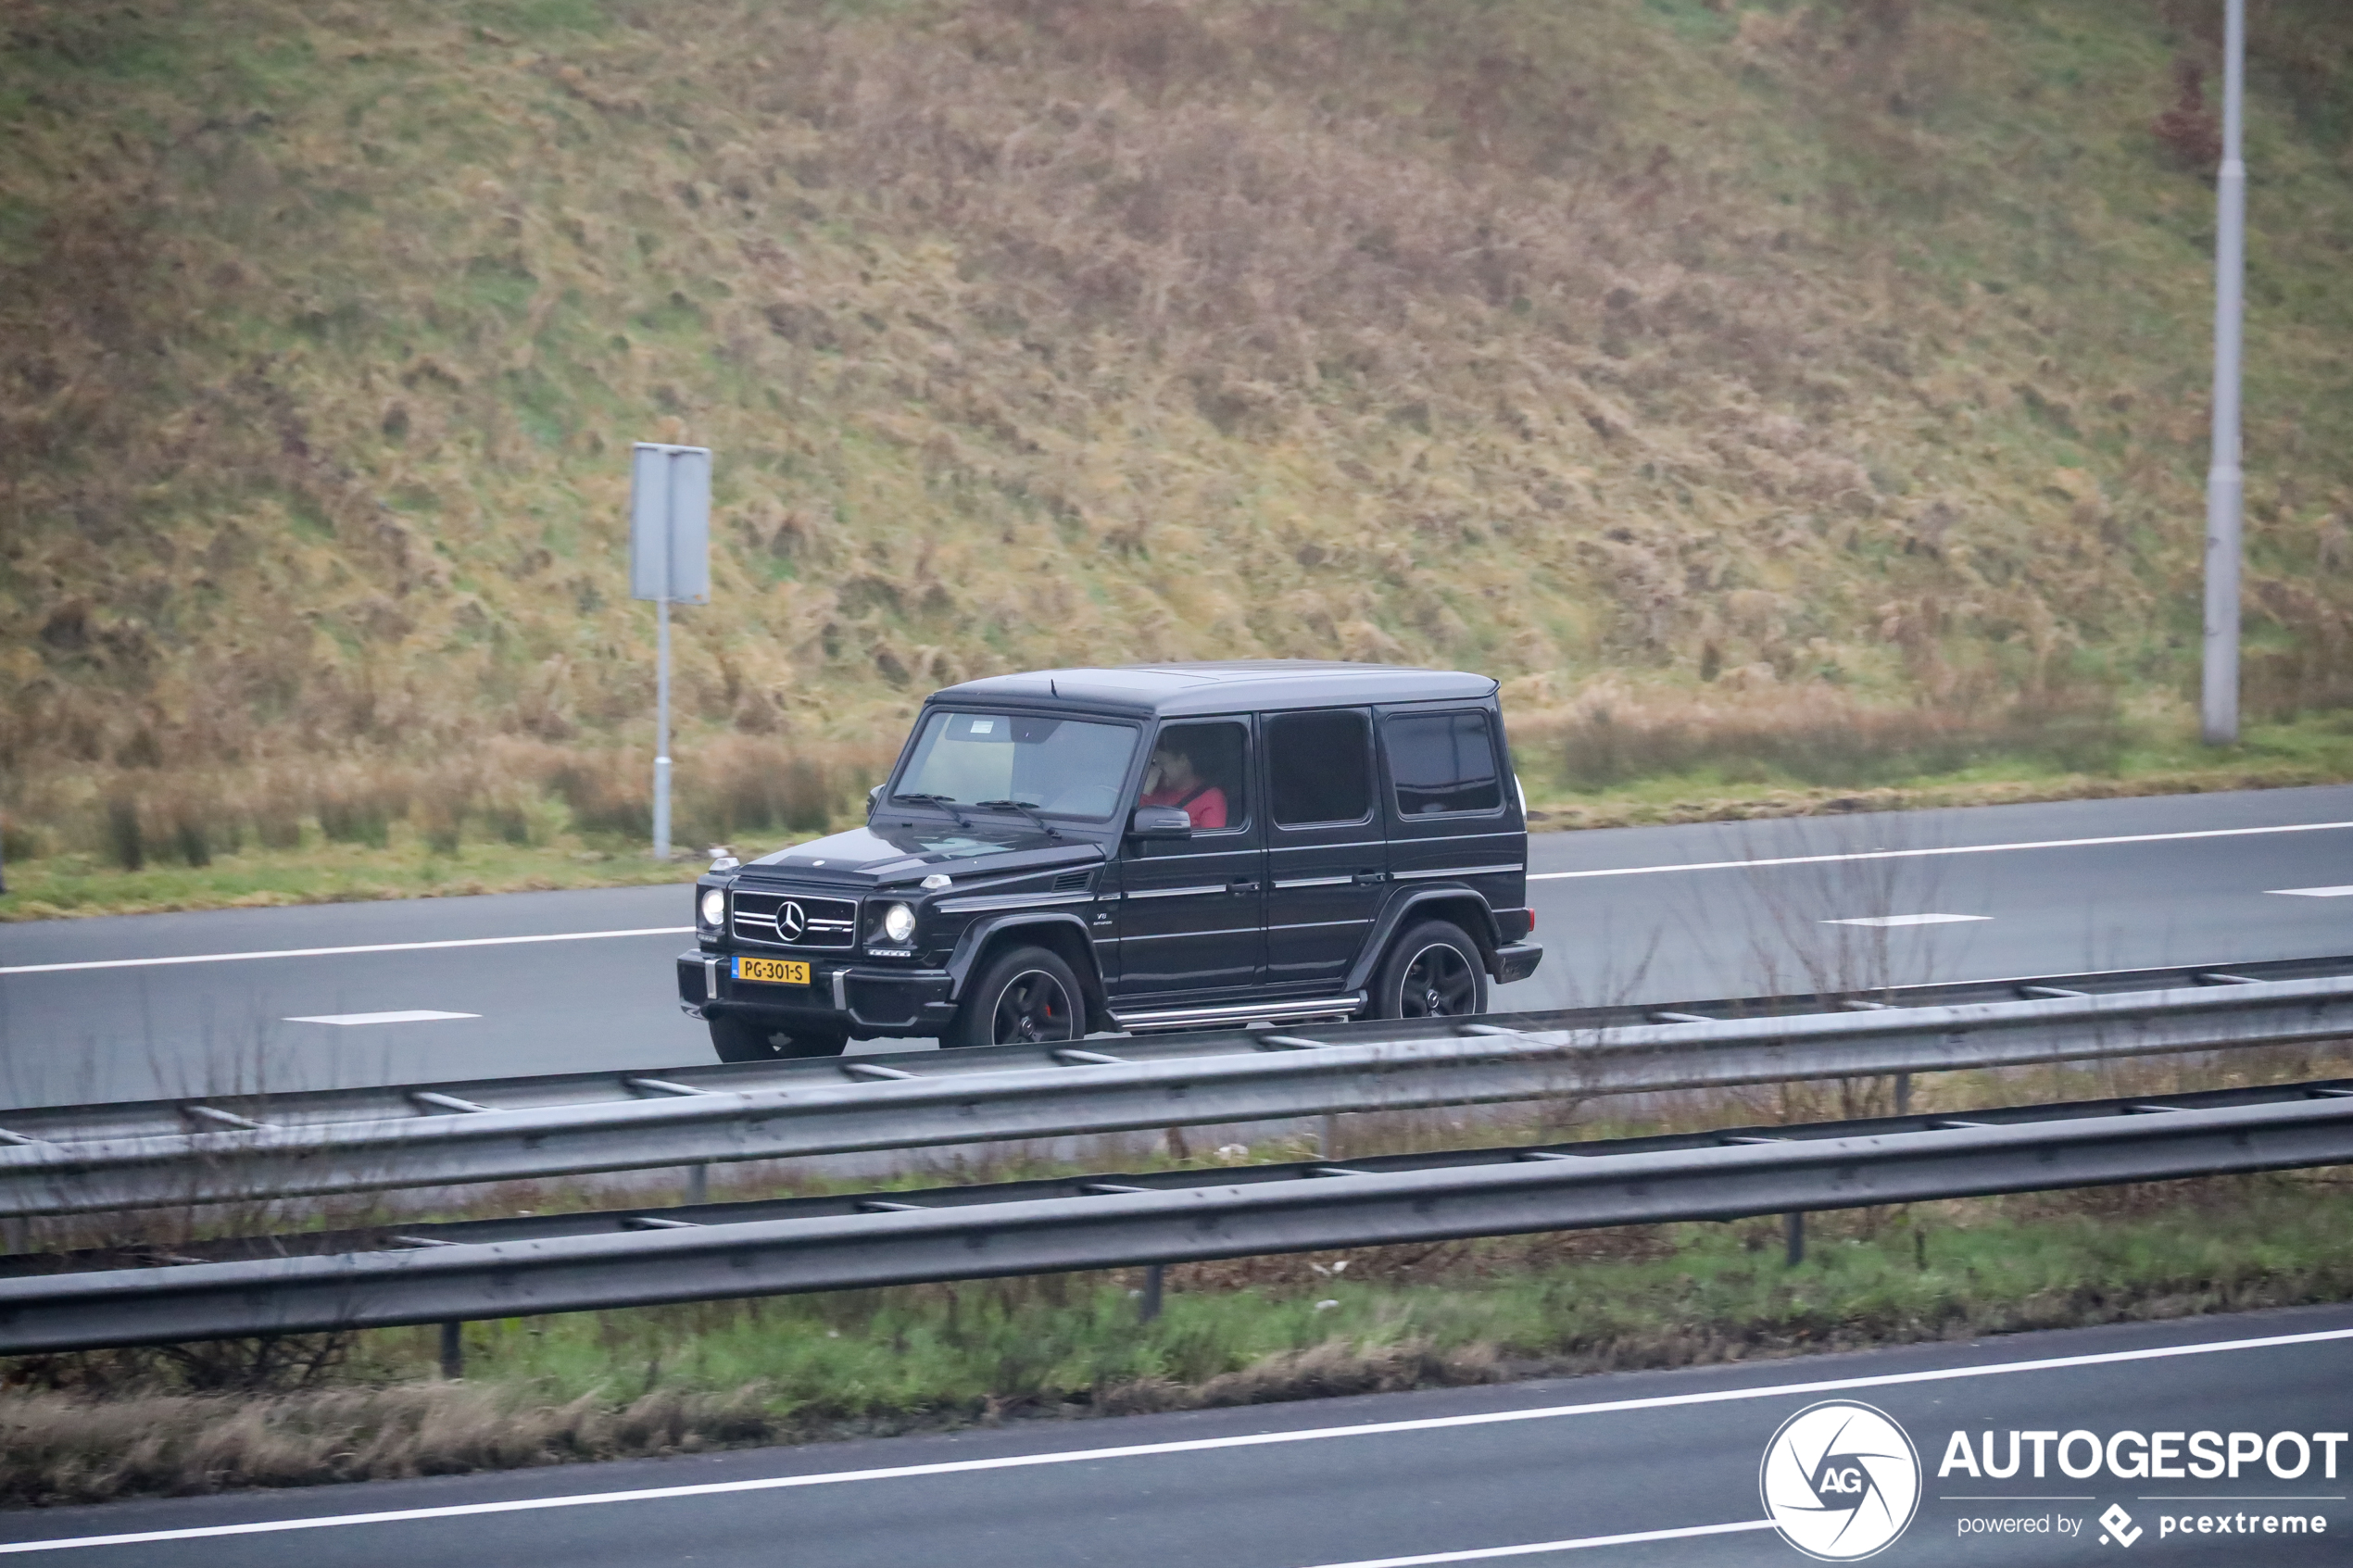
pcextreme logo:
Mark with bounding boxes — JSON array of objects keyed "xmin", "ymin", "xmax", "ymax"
[{"xmin": 1760, "ymin": 1401, "xmax": 1924, "ymax": 1561}]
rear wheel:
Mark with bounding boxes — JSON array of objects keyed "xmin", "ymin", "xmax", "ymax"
[
  {"xmin": 948, "ymin": 944, "xmax": 1084, "ymax": 1048},
  {"xmin": 1370, "ymin": 920, "xmax": 1487, "ymax": 1021},
  {"xmin": 709, "ymin": 1016, "xmax": 848, "ymax": 1062}
]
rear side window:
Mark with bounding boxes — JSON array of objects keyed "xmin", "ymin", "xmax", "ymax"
[
  {"xmin": 1384, "ymin": 710, "xmax": 1503, "ymax": 816},
  {"xmin": 1267, "ymin": 710, "xmax": 1373, "ymax": 826}
]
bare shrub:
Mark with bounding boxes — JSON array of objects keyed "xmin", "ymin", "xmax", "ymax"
[
  {"xmin": 544, "ymin": 749, "xmax": 650, "ymax": 839},
  {"xmin": 102, "ymin": 795, "xmax": 143, "ymax": 871},
  {"xmin": 1541, "ymin": 681, "xmax": 2127, "ymax": 793},
  {"xmin": 2152, "ymin": 56, "xmax": 2222, "ymax": 169}
]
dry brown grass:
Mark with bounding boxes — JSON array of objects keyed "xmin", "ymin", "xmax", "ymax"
[
  {"xmin": 7, "ymin": 733, "xmax": 900, "ymax": 868},
  {"xmin": 0, "ymin": 1381, "xmax": 785, "ymax": 1506},
  {"xmin": 4, "ymin": 0, "xmax": 2351, "ymax": 825}
]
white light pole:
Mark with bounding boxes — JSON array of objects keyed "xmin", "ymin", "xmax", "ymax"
[
  {"xmin": 629, "ymin": 443, "xmax": 711, "ymax": 859},
  {"xmin": 2202, "ymin": 0, "xmax": 2246, "ymax": 745}
]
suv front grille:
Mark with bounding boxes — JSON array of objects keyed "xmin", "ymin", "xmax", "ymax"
[{"xmin": 731, "ymin": 890, "xmax": 857, "ymax": 949}]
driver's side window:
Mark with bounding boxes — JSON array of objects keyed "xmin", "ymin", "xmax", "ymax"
[{"xmin": 1137, "ymin": 721, "xmax": 1250, "ymax": 834}]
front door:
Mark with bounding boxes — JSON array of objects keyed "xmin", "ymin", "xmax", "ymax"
[
  {"xmin": 1262, "ymin": 708, "xmax": 1387, "ymax": 993},
  {"xmin": 1114, "ymin": 717, "xmax": 1265, "ymax": 1001}
]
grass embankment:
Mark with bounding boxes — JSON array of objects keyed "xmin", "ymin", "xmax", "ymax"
[
  {"xmin": 6, "ymin": 0, "xmax": 2353, "ymax": 883},
  {"xmin": 5, "ymin": 1181, "xmax": 2351, "ymax": 1507}
]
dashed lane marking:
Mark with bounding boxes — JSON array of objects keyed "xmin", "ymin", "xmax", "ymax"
[
  {"xmin": 2271, "ymin": 885, "xmax": 2353, "ymax": 898},
  {"xmin": 1821, "ymin": 913, "xmax": 1992, "ymax": 928},
  {"xmin": 283, "ymin": 1010, "xmax": 482, "ymax": 1026}
]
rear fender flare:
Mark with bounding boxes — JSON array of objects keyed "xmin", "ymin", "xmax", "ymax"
[{"xmin": 1346, "ymin": 888, "xmax": 1502, "ymax": 993}]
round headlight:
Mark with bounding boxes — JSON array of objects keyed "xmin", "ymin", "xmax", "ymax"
[
  {"xmin": 698, "ymin": 888, "xmax": 726, "ymax": 927},
  {"xmin": 882, "ymin": 902, "xmax": 916, "ymax": 943}
]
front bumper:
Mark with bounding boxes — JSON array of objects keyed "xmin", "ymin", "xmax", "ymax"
[
  {"xmin": 675, "ymin": 951, "xmax": 958, "ymax": 1039},
  {"xmin": 1490, "ymin": 940, "xmax": 1543, "ymax": 985}
]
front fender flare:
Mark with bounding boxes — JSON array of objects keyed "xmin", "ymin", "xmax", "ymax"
[{"xmin": 944, "ymin": 910, "xmax": 1105, "ymax": 996}]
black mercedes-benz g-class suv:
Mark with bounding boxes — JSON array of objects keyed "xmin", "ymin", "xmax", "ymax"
[{"xmin": 677, "ymin": 661, "xmax": 1541, "ymax": 1060}]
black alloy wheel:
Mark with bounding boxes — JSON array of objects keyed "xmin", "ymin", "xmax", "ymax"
[
  {"xmin": 1372, "ymin": 919, "xmax": 1489, "ymax": 1021},
  {"xmin": 993, "ymin": 969, "xmax": 1075, "ymax": 1044},
  {"xmin": 951, "ymin": 943, "xmax": 1086, "ymax": 1048}
]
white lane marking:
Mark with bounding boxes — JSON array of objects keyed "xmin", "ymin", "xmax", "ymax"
[
  {"xmin": 0, "ymin": 928, "xmax": 693, "ymax": 977},
  {"xmin": 283, "ymin": 1010, "xmax": 481, "ymax": 1026},
  {"xmin": 1527, "ymin": 819, "xmax": 2353, "ymax": 882},
  {"xmin": 6, "ymin": 1323, "xmax": 2348, "ymax": 1555},
  {"xmin": 2271, "ymin": 884, "xmax": 2353, "ymax": 898},
  {"xmin": 1822, "ymin": 913, "xmax": 1991, "ymax": 929},
  {"xmin": 1293, "ymin": 1519, "xmax": 1777, "ymax": 1567}
]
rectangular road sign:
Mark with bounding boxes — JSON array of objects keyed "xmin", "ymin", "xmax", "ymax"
[{"xmin": 629, "ymin": 443, "xmax": 711, "ymax": 604}]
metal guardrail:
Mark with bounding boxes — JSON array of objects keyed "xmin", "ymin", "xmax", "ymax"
[
  {"xmin": 2, "ymin": 1078, "xmax": 2348, "ymax": 1355},
  {"xmin": 4, "ymin": 957, "xmax": 2351, "ymax": 1218}
]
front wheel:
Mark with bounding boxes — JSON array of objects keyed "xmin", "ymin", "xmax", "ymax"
[
  {"xmin": 709, "ymin": 1016, "xmax": 848, "ymax": 1062},
  {"xmin": 1369, "ymin": 920, "xmax": 1488, "ymax": 1021},
  {"xmin": 947, "ymin": 944, "xmax": 1084, "ymax": 1048}
]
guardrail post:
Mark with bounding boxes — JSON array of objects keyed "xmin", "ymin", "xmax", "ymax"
[
  {"xmin": 686, "ymin": 1164, "xmax": 708, "ymax": 1204},
  {"xmin": 1895, "ymin": 1073, "xmax": 1912, "ymax": 1117},
  {"xmin": 439, "ymin": 1320, "xmax": 464, "ymax": 1379},
  {"xmin": 1784, "ymin": 1211, "xmax": 1806, "ymax": 1268},
  {"xmin": 1319, "ymin": 1114, "xmax": 1339, "ymax": 1160},
  {"xmin": 1139, "ymin": 1263, "xmax": 1164, "ymax": 1323}
]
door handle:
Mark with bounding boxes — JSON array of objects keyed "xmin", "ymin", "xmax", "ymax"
[
  {"xmin": 1354, "ymin": 871, "xmax": 1389, "ymax": 885},
  {"xmin": 1228, "ymin": 880, "xmax": 1262, "ymax": 895}
]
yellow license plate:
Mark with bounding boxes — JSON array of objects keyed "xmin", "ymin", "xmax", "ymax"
[{"xmin": 734, "ymin": 957, "xmax": 811, "ymax": 986}]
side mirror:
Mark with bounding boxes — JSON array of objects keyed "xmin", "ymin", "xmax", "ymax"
[
  {"xmin": 867, "ymin": 784, "xmax": 884, "ymax": 819},
  {"xmin": 1126, "ymin": 804, "xmax": 1193, "ymax": 841}
]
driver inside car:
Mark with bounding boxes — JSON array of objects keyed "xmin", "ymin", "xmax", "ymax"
[{"xmin": 1137, "ymin": 737, "xmax": 1228, "ymax": 829}]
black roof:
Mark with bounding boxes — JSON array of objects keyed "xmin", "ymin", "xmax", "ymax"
[{"xmin": 930, "ymin": 661, "xmax": 1498, "ymax": 718}]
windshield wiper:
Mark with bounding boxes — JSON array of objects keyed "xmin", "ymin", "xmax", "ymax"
[
  {"xmin": 892, "ymin": 792, "xmax": 972, "ymax": 828},
  {"xmin": 974, "ymin": 799, "xmax": 1063, "ymax": 840}
]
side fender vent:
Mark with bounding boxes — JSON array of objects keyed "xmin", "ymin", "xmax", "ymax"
[{"xmin": 1052, "ymin": 869, "xmax": 1094, "ymax": 892}]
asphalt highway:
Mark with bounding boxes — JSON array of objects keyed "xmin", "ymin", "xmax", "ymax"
[
  {"xmin": 4, "ymin": 1306, "xmax": 2347, "ymax": 1565},
  {"xmin": 2, "ymin": 784, "xmax": 2349, "ymax": 1107}
]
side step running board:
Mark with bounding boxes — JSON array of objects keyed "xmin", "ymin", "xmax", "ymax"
[{"xmin": 1111, "ymin": 994, "xmax": 1365, "ymax": 1033}]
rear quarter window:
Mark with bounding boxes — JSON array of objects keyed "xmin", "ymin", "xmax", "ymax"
[{"xmin": 1383, "ymin": 710, "xmax": 1504, "ymax": 817}]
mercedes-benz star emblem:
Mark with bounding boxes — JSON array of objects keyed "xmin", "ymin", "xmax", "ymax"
[{"xmin": 777, "ymin": 901, "xmax": 807, "ymax": 941}]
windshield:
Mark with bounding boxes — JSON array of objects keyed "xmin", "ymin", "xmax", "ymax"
[{"xmin": 892, "ymin": 710, "xmax": 1139, "ymax": 822}]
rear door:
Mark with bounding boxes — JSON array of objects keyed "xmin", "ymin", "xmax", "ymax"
[
  {"xmin": 1113, "ymin": 717, "xmax": 1266, "ymax": 1001},
  {"xmin": 1262, "ymin": 708, "xmax": 1386, "ymax": 993}
]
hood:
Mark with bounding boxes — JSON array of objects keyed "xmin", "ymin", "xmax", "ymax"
[{"xmin": 737, "ymin": 822, "xmax": 1102, "ymax": 888}]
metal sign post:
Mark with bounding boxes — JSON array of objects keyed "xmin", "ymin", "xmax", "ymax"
[
  {"xmin": 629, "ymin": 443, "xmax": 711, "ymax": 859},
  {"xmin": 2203, "ymin": 0, "xmax": 2246, "ymax": 746}
]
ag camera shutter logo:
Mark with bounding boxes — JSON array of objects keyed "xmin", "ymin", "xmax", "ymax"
[{"xmin": 1760, "ymin": 1401, "xmax": 1922, "ymax": 1560}]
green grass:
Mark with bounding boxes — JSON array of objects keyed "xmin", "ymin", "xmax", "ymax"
[
  {"xmin": 0, "ymin": 834, "xmax": 702, "ymax": 921},
  {"xmin": 408, "ymin": 1182, "xmax": 2353, "ymax": 1416},
  {"xmin": 8, "ymin": 1177, "xmax": 2351, "ymax": 1506},
  {"xmin": 1518, "ymin": 708, "xmax": 2353, "ymax": 826}
]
